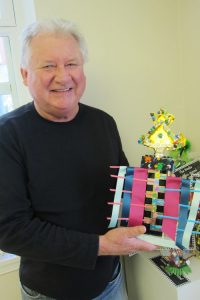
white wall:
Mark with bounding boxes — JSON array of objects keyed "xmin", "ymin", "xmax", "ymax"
[{"xmin": 33, "ymin": 0, "xmax": 199, "ymax": 165}]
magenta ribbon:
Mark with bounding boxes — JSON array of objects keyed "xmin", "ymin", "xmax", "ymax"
[
  {"xmin": 162, "ymin": 176, "xmax": 181, "ymax": 240},
  {"xmin": 128, "ymin": 167, "xmax": 148, "ymax": 226}
]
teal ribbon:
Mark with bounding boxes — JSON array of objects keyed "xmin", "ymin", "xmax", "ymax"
[
  {"xmin": 182, "ymin": 180, "xmax": 200, "ymax": 248},
  {"xmin": 176, "ymin": 179, "xmax": 190, "ymax": 249},
  {"xmin": 108, "ymin": 166, "xmax": 127, "ymax": 228},
  {"xmin": 121, "ymin": 167, "xmax": 134, "ymax": 226}
]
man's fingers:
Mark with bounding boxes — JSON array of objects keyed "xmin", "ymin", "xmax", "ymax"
[
  {"xmin": 126, "ymin": 225, "xmax": 146, "ymax": 237},
  {"xmin": 132, "ymin": 238, "xmax": 158, "ymax": 251},
  {"xmin": 99, "ymin": 226, "xmax": 157, "ymax": 255}
]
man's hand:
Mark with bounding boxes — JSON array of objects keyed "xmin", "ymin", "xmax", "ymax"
[{"xmin": 98, "ymin": 226, "xmax": 157, "ymax": 256}]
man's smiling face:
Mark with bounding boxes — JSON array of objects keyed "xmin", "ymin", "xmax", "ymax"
[{"xmin": 21, "ymin": 33, "xmax": 86, "ymax": 122}]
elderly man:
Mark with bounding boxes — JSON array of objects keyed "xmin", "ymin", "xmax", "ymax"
[{"xmin": 0, "ymin": 19, "xmax": 156, "ymax": 300}]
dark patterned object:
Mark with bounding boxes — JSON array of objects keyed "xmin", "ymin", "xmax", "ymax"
[{"xmin": 141, "ymin": 155, "xmax": 174, "ymax": 174}]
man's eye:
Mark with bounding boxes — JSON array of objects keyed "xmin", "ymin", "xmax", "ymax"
[
  {"xmin": 65, "ymin": 63, "xmax": 77, "ymax": 68},
  {"xmin": 43, "ymin": 65, "xmax": 55, "ymax": 69}
]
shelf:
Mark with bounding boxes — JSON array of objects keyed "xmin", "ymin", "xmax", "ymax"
[{"xmin": 0, "ymin": 253, "xmax": 19, "ymax": 275}]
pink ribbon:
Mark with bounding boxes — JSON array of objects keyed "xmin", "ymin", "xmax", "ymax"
[
  {"xmin": 162, "ymin": 176, "xmax": 181, "ymax": 240},
  {"xmin": 128, "ymin": 167, "xmax": 148, "ymax": 226}
]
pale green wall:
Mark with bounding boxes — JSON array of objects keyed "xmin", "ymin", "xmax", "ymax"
[
  {"xmin": 178, "ymin": 0, "xmax": 200, "ymax": 160},
  {"xmin": 33, "ymin": 0, "xmax": 199, "ymax": 164}
]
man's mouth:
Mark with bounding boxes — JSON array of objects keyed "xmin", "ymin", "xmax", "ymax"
[{"xmin": 50, "ymin": 88, "xmax": 73, "ymax": 92}]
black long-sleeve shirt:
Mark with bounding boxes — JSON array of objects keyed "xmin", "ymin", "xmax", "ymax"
[{"xmin": 0, "ymin": 102, "xmax": 128, "ymax": 300}]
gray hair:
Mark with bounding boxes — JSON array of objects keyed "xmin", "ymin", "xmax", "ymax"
[{"xmin": 20, "ymin": 19, "xmax": 88, "ymax": 67}]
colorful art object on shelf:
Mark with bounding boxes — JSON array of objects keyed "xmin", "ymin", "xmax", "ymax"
[
  {"xmin": 141, "ymin": 155, "xmax": 174, "ymax": 174},
  {"xmin": 138, "ymin": 109, "xmax": 186, "ymax": 158},
  {"xmin": 108, "ymin": 108, "xmax": 199, "ymax": 275},
  {"xmin": 167, "ymin": 139, "xmax": 192, "ymax": 169},
  {"xmin": 164, "ymin": 249, "xmax": 193, "ymax": 276},
  {"xmin": 108, "ymin": 166, "xmax": 200, "ymax": 250}
]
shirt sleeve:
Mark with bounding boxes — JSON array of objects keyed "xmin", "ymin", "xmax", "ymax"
[{"xmin": 0, "ymin": 122, "xmax": 99, "ymax": 270}]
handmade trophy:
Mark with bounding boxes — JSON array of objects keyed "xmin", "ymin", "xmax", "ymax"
[{"xmin": 108, "ymin": 109, "xmax": 200, "ymax": 275}]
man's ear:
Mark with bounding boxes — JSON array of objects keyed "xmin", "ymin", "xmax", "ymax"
[{"xmin": 20, "ymin": 68, "xmax": 28, "ymax": 86}]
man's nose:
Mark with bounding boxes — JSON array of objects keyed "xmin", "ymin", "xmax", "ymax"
[{"xmin": 54, "ymin": 66, "xmax": 71, "ymax": 82}]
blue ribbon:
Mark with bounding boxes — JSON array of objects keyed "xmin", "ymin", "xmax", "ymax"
[
  {"xmin": 176, "ymin": 178, "xmax": 190, "ymax": 249},
  {"xmin": 182, "ymin": 180, "xmax": 200, "ymax": 249},
  {"xmin": 121, "ymin": 167, "xmax": 134, "ymax": 226}
]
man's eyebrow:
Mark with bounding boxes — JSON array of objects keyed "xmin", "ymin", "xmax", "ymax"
[
  {"xmin": 42, "ymin": 58, "xmax": 79, "ymax": 63},
  {"xmin": 42, "ymin": 60, "xmax": 55, "ymax": 64}
]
